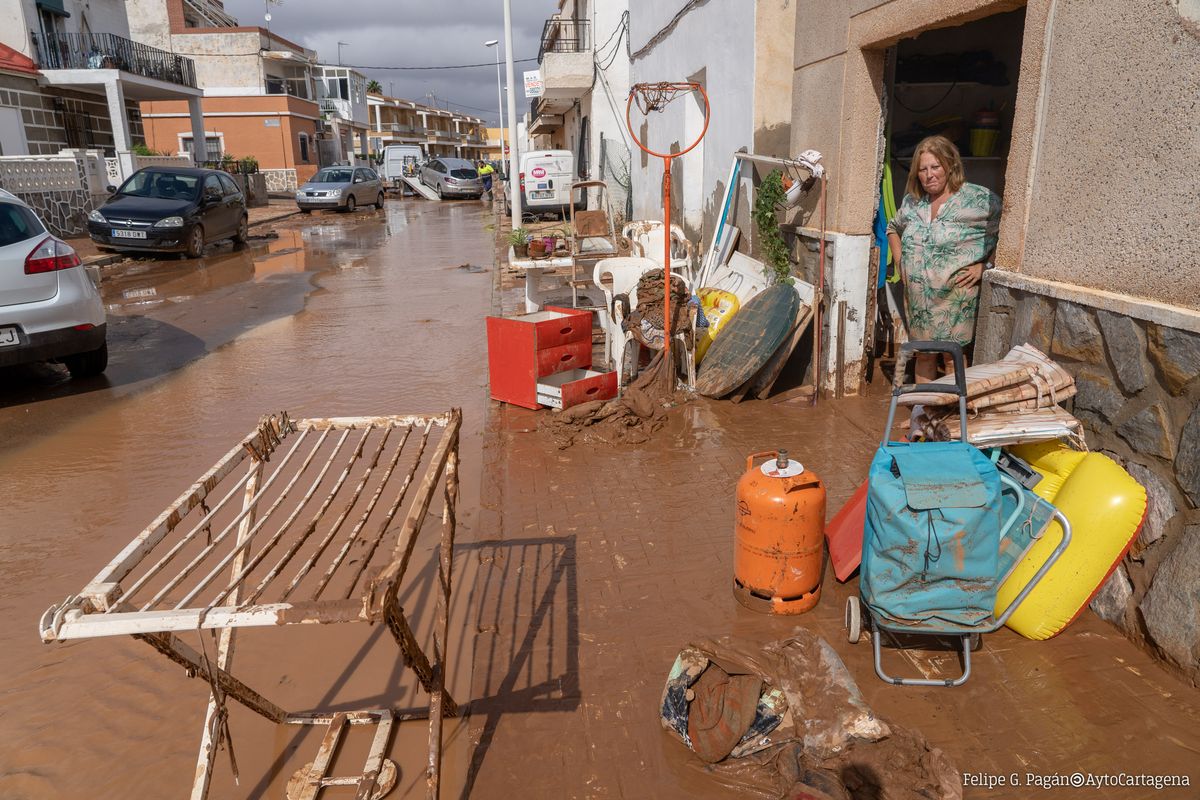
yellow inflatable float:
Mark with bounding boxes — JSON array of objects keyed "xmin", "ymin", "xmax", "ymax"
[
  {"xmin": 995, "ymin": 443, "xmax": 1147, "ymax": 640},
  {"xmin": 695, "ymin": 288, "xmax": 740, "ymax": 365}
]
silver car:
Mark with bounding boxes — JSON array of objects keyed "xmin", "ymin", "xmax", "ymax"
[
  {"xmin": 0, "ymin": 189, "xmax": 107, "ymax": 378},
  {"xmin": 419, "ymin": 158, "xmax": 483, "ymax": 200},
  {"xmin": 295, "ymin": 166, "xmax": 385, "ymax": 213}
]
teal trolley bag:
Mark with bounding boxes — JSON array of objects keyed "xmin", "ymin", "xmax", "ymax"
[{"xmin": 845, "ymin": 342, "xmax": 1072, "ymax": 687}]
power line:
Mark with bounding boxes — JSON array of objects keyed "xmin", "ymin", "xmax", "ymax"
[
  {"xmin": 168, "ymin": 51, "xmax": 538, "ymax": 71},
  {"xmin": 344, "ymin": 57, "xmax": 538, "ymax": 71}
]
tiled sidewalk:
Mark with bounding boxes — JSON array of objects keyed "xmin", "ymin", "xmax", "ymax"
[{"xmin": 466, "ymin": 220, "xmax": 1200, "ymax": 799}]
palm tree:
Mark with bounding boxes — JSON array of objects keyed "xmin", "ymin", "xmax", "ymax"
[{"xmin": 367, "ymin": 79, "xmax": 382, "ymax": 94}]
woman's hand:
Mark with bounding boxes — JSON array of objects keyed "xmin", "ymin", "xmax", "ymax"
[{"xmin": 954, "ymin": 262, "xmax": 984, "ymax": 290}]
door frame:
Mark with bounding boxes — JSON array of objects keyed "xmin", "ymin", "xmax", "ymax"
[{"xmin": 841, "ymin": 0, "xmax": 1051, "ymax": 270}]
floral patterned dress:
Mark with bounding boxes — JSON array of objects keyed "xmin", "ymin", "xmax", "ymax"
[{"xmin": 887, "ymin": 182, "xmax": 1001, "ymax": 345}]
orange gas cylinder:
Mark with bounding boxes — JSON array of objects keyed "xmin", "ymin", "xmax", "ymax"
[{"xmin": 733, "ymin": 450, "xmax": 826, "ymax": 614}]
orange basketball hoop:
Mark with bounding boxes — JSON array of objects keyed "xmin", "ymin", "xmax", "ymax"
[{"xmin": 626, "ymin": 81, "xmax": 710, "ymax": 390}]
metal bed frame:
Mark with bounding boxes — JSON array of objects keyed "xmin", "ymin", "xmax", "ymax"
[{"xmin": 39, "ymin": 409, "xmax": 463, "ymax": 799}]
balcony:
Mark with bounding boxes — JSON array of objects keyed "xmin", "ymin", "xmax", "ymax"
[
  {"xmin": 32, "ymin": 32, "xmax": 196, "ymax": 88},
  {"xmin": 537, "ymin": 18, "xmax": 590, "ymax": 60},
  {"xmin": 536, "ymin": 18, "xmax": 592, "ymax": 102},
  {"xmin": 528, "ymin": 97, "xmax": 563, "ymax": 135}
]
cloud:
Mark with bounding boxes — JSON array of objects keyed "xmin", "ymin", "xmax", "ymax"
[{"xmin": 221, "ymin": 0, "xmax": 550, "ymax": 125}]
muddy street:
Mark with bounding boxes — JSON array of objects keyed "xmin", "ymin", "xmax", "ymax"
[{"xmin": 0, "ymin": 199, "xmax": 495, "ymax": 799}]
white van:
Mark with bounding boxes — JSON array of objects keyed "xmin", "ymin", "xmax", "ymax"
[
  {"xmin": 381, "ymin": 144, "xmax": 425, "ymax": 190},
  {"xmin": 507, "ymin": 149, "xmax": 583, "ymax": 217}
]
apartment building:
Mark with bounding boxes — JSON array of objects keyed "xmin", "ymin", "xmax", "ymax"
[
  {"xmin": 130, "ymin": 0, "xmax": 322, "ymax": 188},
  {"xmin": 367, "ymin": 92, "xmax": 488, "ymax": 162},
  {"xmin": 314, "ymin": 64, "xmax": 369, "ymax": 164},
  {"xmin": 0, "ymin": 0, "xmax": 204, "ymax": 168},
  {"xmin": 527, "ymin": 0, "xmax": 631, "ymax": 214}
]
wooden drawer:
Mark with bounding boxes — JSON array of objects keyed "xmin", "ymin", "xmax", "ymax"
[
  {"xmin": 536, "ymin": 339, "xmax": 591, "ymax": 378},
  {"xmin": 536, "ymin": 369, "xmax": 618, "ymax": 410}
]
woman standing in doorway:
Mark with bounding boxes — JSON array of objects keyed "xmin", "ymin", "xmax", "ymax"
[{"xmin": 887, "ymin": 135, "xmax": 1001, "ymax": 381}]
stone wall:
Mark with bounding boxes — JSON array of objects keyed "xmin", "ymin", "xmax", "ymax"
[
  {"xmin": 977, "ymin": 273, "xmax": 1200, "ymax": 685},
  {"xmin": 0, "ymin": 155, "xmax": 96, "ymax": 235},
  {"xmin": 260, "ymin": 168, "xmax": 297, "ymax": 192},
  {"xmin": 0, "ymin": 74, "xmax": 145, "ymax": 157}
]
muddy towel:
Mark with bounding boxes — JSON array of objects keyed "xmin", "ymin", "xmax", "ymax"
[
  {"xmin": 625, "ymin": 269, "xmax": 692, "ymax": 350},
  {"xmin": 686, "ymin": 663, "xmax": 764, "ymax": 762}
]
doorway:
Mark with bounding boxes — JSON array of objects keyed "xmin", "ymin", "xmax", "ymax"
[
  {"xmin": 883, "ymin": 8, "xmax": 1027, "ymax": 209},
  {"xmin": 0, "ymin": 107, "xmax": 28, "ymax": 156}
]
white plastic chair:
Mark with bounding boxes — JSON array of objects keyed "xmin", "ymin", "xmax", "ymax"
[
  {"xmin": 611, "ymin": 269, "xmax": 697, "ymax": 390},
  {"xmin": 593, "ymin": 256, "xmax": 659, "ymax": 372},
  {"xmin": 622, "ymin": 220, "xmax": 695, "ymax": 284}
]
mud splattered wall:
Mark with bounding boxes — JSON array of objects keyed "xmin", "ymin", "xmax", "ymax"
[
  {"xmin": 1012, "ymin": 0, "xmax": 1200, "ymax": 310},
  {"xmin": 628, "ymin": 2, "xmax": 757, "ymax": 244}
]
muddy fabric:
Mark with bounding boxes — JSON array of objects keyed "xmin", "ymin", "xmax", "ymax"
[
  {"xmin": 660, "ymin": 632, "xmax": 893, "ymax": 797},
  {"xmin": 626, "ymin": 269, "xmax": 692, "ymax": 348},
  {"xmin": 686, "ymin": 664, "xmax": 764, "ymax": 763},
  {"xmin": 542, "ymin": 386, "xmax": 671, "ymax": 449}
]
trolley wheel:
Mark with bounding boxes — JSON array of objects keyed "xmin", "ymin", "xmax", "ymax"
[{"xmin": 845, "ymin": 596, "xmax": 862, "ymax": 644}]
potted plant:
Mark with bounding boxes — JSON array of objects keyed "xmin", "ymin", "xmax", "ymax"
[
  {"xmin": 754, "ymin": 169, "xmax": 794, "ymax": 285},
  {"xmin": 508, "ymin": 227, "xmax": 530, "ymax": 258}
]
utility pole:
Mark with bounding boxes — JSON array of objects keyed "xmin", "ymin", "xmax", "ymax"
[
  {"xmin": 503, "ymin": 0, "xmax": 521, "ymax": 221},
  {"xmin": 485, "ymin": 40, "xmax": 506, "ymax": 165}
]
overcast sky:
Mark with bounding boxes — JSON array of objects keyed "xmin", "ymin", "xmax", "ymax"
[{"xmin": 222, "ymin": 0, "xmax": 550, "ymax": 125}]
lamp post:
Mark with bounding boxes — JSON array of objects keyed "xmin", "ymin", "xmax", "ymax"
[
  {"xmin": 484, "ymin": 39, "xmax": 506, "ymax": 167},
  {"xmin": 502, "ymin": 0, "xmax": 521, "ymax": 222}
]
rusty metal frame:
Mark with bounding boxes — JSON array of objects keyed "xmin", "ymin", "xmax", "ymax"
[{"xmin": 38, "ymin": 409, "xmax": 463, "ymax": 800}]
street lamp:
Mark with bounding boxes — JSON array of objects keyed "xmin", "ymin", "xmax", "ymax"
[
  {"xmin": 337, "ymin": 41, "xmax": 350, "ymax": 66},
  {"xmin": 484, "ymin": 40, "xmax": 506, "ymax": 166}
]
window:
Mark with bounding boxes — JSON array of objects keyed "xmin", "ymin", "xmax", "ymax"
[
  {"xmin": 181, "ymin": 135, "xmax": 221, "ymax": 163},
  {"xmin": 353, "ymin": 168, "xmax": 368, "ymax": 183},
  {"xmin": 0, "ymin": 203, "xmax": 46, "ymax": 247},
  {"xmin": 203, "ymin": 175, "xmax": 223, "ymax": 199},
  {"xmin": 364, "ymin": 168, "xmax": 379, "ymax": 181},
  {"xmin": 218, "ymin": 173, "xmax": 240, "ymax": 196},
  {"xmin": 117, "ymin": 171, "xmax": 200, "ymax": 200},
  {"xmin": 299, "ymin": 133, "xmax": 310, "ymax": 163}
]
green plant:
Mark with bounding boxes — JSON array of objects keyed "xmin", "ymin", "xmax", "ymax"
[
  {"xmin": 754, "ymin": 170, "xmax": 793, "ymax": 285},
  {"xmin": 238, "ymin": 156, "xmax": 259, "ymax": 173},
  {"xmin": 131, "ymin": 142, "xmax": 156, "ymax": 156},
  {"xmin": 507, "ymin": 227, "xmax": 530, "ymax": 246}
]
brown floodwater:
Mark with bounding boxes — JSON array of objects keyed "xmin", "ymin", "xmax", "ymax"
[{"xmin": 0, "ymin": 199, "xmax": 494, "ymax": 798}]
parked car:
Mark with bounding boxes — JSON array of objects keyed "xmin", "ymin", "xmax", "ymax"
[
  {"xmin": 87, "ymin": 167, "xmax": 247, "ymax": 259},
  {"xmin": 505, "ymin": 149, "xmax": 583, "ymax": 218},
  {"xmin": 419, "ymin": 158, "xmax": 483, "ymax": 200},
  {"xmin": 0, "ymin": 189, "xmax": 107, "ymax": 378},
  {"xmin": 295, "ymin": 167, "xmax": 385, "ymax": 213}
]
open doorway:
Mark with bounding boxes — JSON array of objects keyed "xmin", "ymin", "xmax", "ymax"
[{"xmin": 884, "ymin": 8, "xmax": 1026, "ymax": 208}]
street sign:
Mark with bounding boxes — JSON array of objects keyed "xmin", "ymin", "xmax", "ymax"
[{"xmin": 523, "ymin": 70, "xmax": 544, "ymax": 98}]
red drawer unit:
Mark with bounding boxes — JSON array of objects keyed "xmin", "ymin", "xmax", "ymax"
[{"xmin": 487, "ymin": 306, "xmax": 615, "ymax": 410}]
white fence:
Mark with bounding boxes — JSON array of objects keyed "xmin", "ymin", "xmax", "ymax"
[{"xmin": 0, "ymin": 156, "xmax": 84, "ymax": 192}]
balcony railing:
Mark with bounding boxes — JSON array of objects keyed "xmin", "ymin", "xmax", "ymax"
[
  {"xmin": 537, "ymin": 18, "xmax": 590, "ymax": 62},
  {"xmin": 31, "ymin": 32, "xmax": 197, "ymax": 88}
]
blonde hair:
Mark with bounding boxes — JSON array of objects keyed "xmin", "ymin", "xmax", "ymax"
[{"xmin": 905, "ymin": 135, "xmax": 965, "ymax": 199}]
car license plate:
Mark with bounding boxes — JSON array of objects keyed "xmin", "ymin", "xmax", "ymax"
[
  {"xmin": 112, "ymin": 229, "xmax": 147, "ymax": 239},
  {"xmin": 0, "ymin": 326, "xmax": 19, "ymax": 348},
  {"xmin": 531, "ymin": 190, "xmax": 554, "ymax": 199}
]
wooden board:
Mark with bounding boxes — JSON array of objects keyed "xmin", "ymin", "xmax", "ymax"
[
  {"xmin": 695, "ymin": 285, "xmax": 800, "ymax": 398},
  {"xmin": 750, "ymin": 304, "xmax": 814, "ymax": 399}
]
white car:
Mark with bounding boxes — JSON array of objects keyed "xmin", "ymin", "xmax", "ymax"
[{"xmin": 0, "ymin": 190, "xmax": 107, "ymax": 378}]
